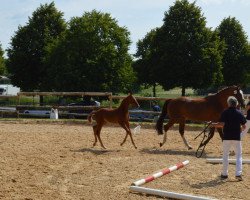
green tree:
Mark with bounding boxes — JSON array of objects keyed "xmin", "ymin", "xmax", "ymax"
[
  {"xmin": 134, "ymin": 29, "xmax": 161, "ymax": 97},
  {"xmin": 0, "ymin": 44, "xmax": 6, "ymax": 75},
  {"xmin": 45, "ymin": 10, "xmax": 136, "ymax": 93},
  {"xmin": 157, "ymin": 0, "xmax": 223, "ymax": 96},
  {"xmin": 7, "ymin": 2, "xmax": 66, "ymax": 91},
  {"xmin": 217, "ymin": 17, "xmax": 250, "ymax": 86}
]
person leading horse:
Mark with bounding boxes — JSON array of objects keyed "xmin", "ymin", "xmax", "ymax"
[{"xmin": 156, "ymin": 86, "xmax": 245, "ymax": 149}]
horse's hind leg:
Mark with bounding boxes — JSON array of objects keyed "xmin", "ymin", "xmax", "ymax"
[
  {"xmin": 160, "ymin": 119, "xmax": 175, "ymax": 147},
  {"xmin": 179, "ymin": 121, "xmax": 192, "ymax": 150},
  {"xmin": 92, "ymin": 125, "xmax": 98, "ymax": 147},
  {"xmin": 96, "ymin": 123, "xmax": 106, "ymax": 149}
]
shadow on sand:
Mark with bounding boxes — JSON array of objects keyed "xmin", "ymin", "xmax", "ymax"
[
  {"xmin": 190, "ymin": 177, "xmax": 227, "ymax": 189},
  {"xmin": 71, "ymin": 148, "xmax": 119, "ymax": 155},
  {"xmin": 140, "ymin": 148, "xmax": 207, "ymax": 157}
]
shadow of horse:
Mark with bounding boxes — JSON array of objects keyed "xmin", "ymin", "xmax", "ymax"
[
  {"xmin": 140, "ymin": 148, "xmax": 207, "ymax": 157},
  {"xmin": 71, "ymin": 148, "xmax": 119, "ymax": 155}
]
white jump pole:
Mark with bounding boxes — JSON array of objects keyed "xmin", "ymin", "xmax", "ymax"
[
  {"xmin": 207, "ymin": 158, "xmax": 250, "ymax": 164},
  {"xmin": 132, "ymin": 160, "xmax": 189, "ymax": 186},
  {"xmin": 130, "ymin": 186, "xmax": 217, "ymax": 200}
]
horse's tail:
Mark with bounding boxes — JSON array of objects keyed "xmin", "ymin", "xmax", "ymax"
[
  {"xmin": 87, "ymin": 112, "xmax": 95, "ymax": 123},
  {"xmin": 155, "ymin": 99, "xmax": 171, "ymax": 135}
]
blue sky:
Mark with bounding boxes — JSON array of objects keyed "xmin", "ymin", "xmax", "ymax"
[{"xmin": 0, "ymin": 0, "xmax": 250, "ymax": 56}]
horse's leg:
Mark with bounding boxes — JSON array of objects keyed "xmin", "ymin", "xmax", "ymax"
[
  {"xmin": 160, "ymin": 119, "xmax": 175, "ymax": 147},
  {"xmin": 125, "ymin": 121, "xmax": 137, "ymax": 149},
  {"xmin": 120, "ymin": 121, "xmax": 137, "ymax": 149},
  {"xmin": 96, "ymin": 122, "xmax": 106, "ymax": 149},
  {"xmin": 120, "ymin": 132, "xmax": 128, "ymax": 146},
  {"xmin": 217, "ymin": 128, "xmax": 223, "ymax": 140},
  {"xmin": 179, "ymin": 121, "xmax": 192, "ymax": 150},
  {"xmin": 92, "ymin": 124, "xmax": 98, "ymax": 147}
]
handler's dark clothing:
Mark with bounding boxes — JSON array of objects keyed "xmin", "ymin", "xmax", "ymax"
[
  {"xmin": 219, "ymin": 107, "xmax": 246, "ymax": 141},
  {"xmin": 246, "ymin": 110, "xmax": 250, "ymax": 120}
]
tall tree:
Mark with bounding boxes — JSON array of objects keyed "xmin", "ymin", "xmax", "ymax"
[
  {"xmin": 0, "ymin": 44, "xmax": 6, "ymax": 75},
  {"xmin": 7, "ymin": 2, "xmax": 66, "ymax": 91},
  {"xmin": 217, "ymin": 17, "xmax": 250, "ymax": 86},
  {"xmin": 134, "ymin": 29, "xmax": 161, "ymax": 97},
  {"xmin": 45, "ymin": 10, "xmax": 136, "ymax": 93},
  {"xmin": 157, "ymin": 0, "xmax": 223, "ymax": 96}
]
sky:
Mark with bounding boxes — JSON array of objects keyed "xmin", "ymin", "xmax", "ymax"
[{"xmin": 0, "ymin": 0, "xmax": 250, "ymax": 56}]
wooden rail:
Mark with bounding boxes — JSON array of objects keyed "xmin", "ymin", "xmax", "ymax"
[
  {"xmin": 18, "ymin": 92, "xmax": 112, "ymax": 97},
  {"xmin": 112, "ymin": 95, "xmax": 169, "ymax": 101},
  {"xmin": 0, "ymin": 95, "xmax": 18, "ymax": 99},
  {"xmin": 16, "ymin": 105, "xmax": 101, "ymax": 111}
]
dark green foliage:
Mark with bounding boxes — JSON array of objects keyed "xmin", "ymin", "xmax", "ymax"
[
  {"xmin": 156, "ymin": 0, "xmax": 224, "ymax": 96},
  {"xmin": 134, "ymin": 28, "xmax": 161, "ymax": 96},
  {"xmin": 0, "ymin": 44, "xmax": 6, "ymax": 75},
  {"xmin": 217, "ymin": 17, "xmax": 250, "ymax": 86},
  {"xmin": 7, "ymin": 2, "xmax": 66, "ymax": 90},
  {"xmin": 45, "ymin": 10, "xmax": 136, "ymax": 92}
]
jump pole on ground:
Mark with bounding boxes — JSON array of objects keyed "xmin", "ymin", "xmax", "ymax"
[
  {"xmin": 130, "ymin": 186, "xmax": 217, "ymax": 200},
  {"xmin": 132, "ymin": 160, "xmax": 189, "ymax": 186},
  {"xmin": 207, "ymin": 158, "xmax": 250, "ymax": 164},
  {"xmin": 130, "ymin": 160, "xmax": 217, "ymax": 200}
]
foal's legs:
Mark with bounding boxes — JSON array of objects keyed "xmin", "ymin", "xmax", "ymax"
[
  {"xmin": 119, "ymin": 121, "xmax": 137, "ymax": 149},
  {"xmin": 96, "ymin": 122, "xmax": 106, "ymax": 149},
  {"xmin": 179, "ymin": 121, "xmax": 192, "ymax": 150},
  {"xmin": 92, "ymin": 125, "xmax": 98, "ymax": 147},
  {"xmin": 160, "ymin": 119, "xmax": 175, "ymax": 147}
]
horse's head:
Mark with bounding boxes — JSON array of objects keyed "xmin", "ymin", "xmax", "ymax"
[
  {"xmin": 127, "ymin": 92, "xmax": 140, "ymax": 108},
  {"xmin": 220, "ymin": 86, "xmax": 245, "ymax": 108},
  {"xmin": 234, "ymin": 86, "xmax": 245, "ymax": 108}
]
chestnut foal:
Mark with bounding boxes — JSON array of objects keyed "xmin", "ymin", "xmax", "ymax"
[{"xmin": 88, "ymin": 93, "xmax": 139, "ymax": 149}]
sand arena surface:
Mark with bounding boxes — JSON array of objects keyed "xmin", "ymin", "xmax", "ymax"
[{"xmin": 0, "ymin": 121, "xmax": 250, "ymax": 200}]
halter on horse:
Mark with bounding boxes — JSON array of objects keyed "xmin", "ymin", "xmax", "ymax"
[
  {"xmin": 88, "ymin": 93, "xmax": 140, "ymax": 149},
  {"xmin": 156, "ymin": 86, "xmax": 245, "ymax": 149}
]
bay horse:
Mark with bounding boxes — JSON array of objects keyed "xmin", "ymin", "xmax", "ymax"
[
  {"xmin": 88, "ymin": 93, "xmax": 140, "ymax": 149},
  {"xmin": 156, "ymin": 86, "xmax": 245, "ymax": 149}
]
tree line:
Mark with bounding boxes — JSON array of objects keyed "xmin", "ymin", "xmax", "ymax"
[{"xmin": 0, "ymin": 0, "xmax": 250, "ymax": 96}]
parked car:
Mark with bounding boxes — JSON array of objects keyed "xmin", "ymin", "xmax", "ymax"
[
  {"xmin": 23, "ymin": 110, "xmax": 50, "ymax": 118},
  {"xmin": 129, "ymin": 109, "xmax": 155, "ymax": 121},
  {"xmin": 67, "ymin": 100, "xmax": 100, "ymax": 119}
]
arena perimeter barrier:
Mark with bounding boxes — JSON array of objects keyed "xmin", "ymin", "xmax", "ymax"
[
  {"xmin": 207, "ymin": 158, "xmax": 250, "ymax": 164},
  {"xmin": 132, "ymin": 160, "xmax": 189, "ymax": 186},
  {"xmin": 130, "ymin": 160, "xmax": 217, "ymax": 200}
]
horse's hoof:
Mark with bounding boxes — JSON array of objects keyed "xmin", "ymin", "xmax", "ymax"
[
  {"xmin": 159, "ymin": 142, "xmax": 163, "ymax": 147},
  {"xmin": 188, "ymin": 146, "xmax": 193, "ymax": 150},
  {"xmin": 134, "ymin": 146, "xmax": 137, "ymax": 149}
]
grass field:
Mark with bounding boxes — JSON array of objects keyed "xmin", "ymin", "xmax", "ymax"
[{"xmin": 136, "ymin": 85, "xmax": 196, "ymax": 98}]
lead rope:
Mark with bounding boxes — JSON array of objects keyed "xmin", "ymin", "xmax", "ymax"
[{"xmin": 194, "ymin": 121, "xmax": 213, "ymax": 158}]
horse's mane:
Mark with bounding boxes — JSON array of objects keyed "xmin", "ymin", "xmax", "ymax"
[
  {"xmin": 217, "ymin": 85, "xmax": 236, "ymax": 93},
  {"xmin": 205, "ymin": 86, "xmax": 237, "ymax": 99}
]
